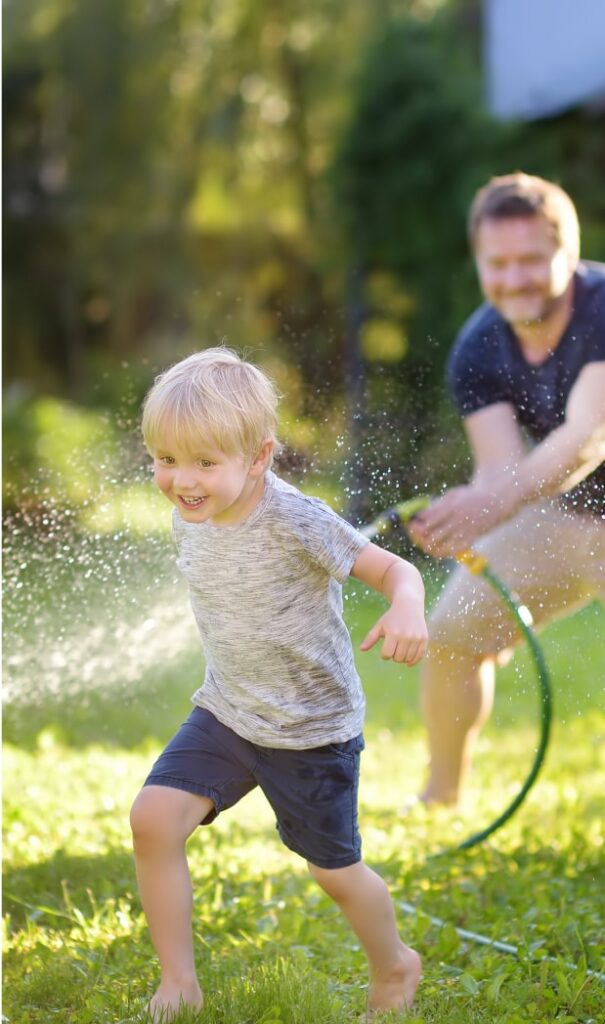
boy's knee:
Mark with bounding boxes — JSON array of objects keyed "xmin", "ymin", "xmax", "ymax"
[
  {"xmin": 130, "ymin": 785, "xmax": 214, "ymax": 847},
  {"xmin": 130, "ymin": 788, "xmax": 158, "ymax": 841},
  {"xmin": 307, "ymin": 860, "xmax": 366, "ymax": 900},
  {"xmin": 129, "ymin": 786, "xmax": 176, "ymax": 844}
]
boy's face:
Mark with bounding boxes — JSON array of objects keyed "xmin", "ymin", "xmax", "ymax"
[{"xmin": 151, "ymin": 435, "xmax": 266, "ymax": 527}]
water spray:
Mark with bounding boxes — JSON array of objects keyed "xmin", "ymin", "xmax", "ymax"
[{"xmin": 360, "ymin": 495, "xmax": 553, "ymax": 852}]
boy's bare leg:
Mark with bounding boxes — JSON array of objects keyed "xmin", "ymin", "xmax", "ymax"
[
  {"xmin": 420, "ymin": 643, "xmax": 496, "ymax": 805},
  {"xmin": 308, "ymin": 861, "xmax": 421, "ymax": 1015},
  {"xmin": 130, "ymin": 786, "xmax": 213, "ymax": 1021}
]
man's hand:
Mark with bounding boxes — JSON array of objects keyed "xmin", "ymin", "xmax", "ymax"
[{"xmin": 407, "ymin": 481, "xmax": 518, "ymax": 558}]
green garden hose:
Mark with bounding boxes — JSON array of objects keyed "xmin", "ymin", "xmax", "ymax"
[{"xmin": 360, "ymin": 497, "xmax": 553, "ymax": 851}]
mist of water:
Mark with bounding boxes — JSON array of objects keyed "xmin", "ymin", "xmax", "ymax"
[{"xmin": 3, "ymin": 496, "xmax": 198, "ymax": 712}]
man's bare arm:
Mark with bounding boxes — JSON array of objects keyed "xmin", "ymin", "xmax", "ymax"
[
  {"xmin": 408, "ymin": 362, "xmax": 605, "ymax": 555},
  {"xmin": 464, "ymin": 402, "xmax": 527, "ymax": 484},
  {"xmin": 498, "ymin": 361, "xmax": 605, "ymax": 503}
]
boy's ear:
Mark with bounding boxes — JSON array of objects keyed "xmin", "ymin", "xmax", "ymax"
[{"xmin": 249, "ymin": 439, "xmax": 274, "ymax": 476}]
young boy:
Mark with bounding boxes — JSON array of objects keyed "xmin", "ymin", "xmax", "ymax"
[{"xmin": 130, "ymin": 347, "xmax": 428, "ymax": 1022}]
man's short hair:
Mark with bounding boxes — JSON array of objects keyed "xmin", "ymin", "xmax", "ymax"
[
  {"xmin": 468, "ymin": 172, "xmax": 580, "ymax": 263},
  {"xmin": 142, "ymin": 347, "xmax": 280, "ymax": 464}
]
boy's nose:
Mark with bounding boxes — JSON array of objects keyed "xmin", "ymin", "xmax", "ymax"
[{"xmin": 173, "ymin": 467, "xmax": 198, "ymax": 490}]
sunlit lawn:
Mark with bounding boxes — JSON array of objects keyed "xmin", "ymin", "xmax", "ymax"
[{"xmin": 3, "ymin": 529, "xmax": 605, "ymax": 1023}]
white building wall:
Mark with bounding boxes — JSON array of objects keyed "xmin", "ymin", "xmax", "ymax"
[{"xmin": 485, "ymin": 0, "xmax": 605, "ymax": 119}]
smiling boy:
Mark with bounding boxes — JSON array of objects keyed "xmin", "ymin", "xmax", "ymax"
[{"xmin": 130, "ymin": 347, "xmax": 428, "ymax": 1021}]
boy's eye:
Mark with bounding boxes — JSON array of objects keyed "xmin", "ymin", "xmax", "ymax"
[
  {"xmin": 158, "ymin": 456, "xmax": 175, "ymax": 465},
  {"xmin": 198, "ymin": 459, "xmax": 214, "ymax": 469}
]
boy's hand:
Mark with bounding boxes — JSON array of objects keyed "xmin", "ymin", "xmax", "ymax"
[
  {"xmin": 350, "ymin": 542, "xmax": 428, "ymax": 665},
  {"xmin": 360, "ymin": 605, "xmax": 428, "ymax": 665}
]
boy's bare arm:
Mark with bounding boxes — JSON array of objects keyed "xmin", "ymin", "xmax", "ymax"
[{"xmin": 350, "ymin": 543, "xmax": 428, "ymax": 666}]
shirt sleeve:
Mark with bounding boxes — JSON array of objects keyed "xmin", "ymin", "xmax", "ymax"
[
  {"xmin": 579, "ymin": 266, "xmax": 605, "ymax": 363},
  {"xmin": 287, "ymin": 495, "xmax": 370, "ymax": 583},
  {"xmin": 447, "ymin": 311, "xmax": 509, "ymax": 417}
]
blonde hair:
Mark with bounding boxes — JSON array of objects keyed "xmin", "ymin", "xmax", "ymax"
[
  {"xmin": 468, "ymin": 172, "xmax": 580, "ymax": 265},
  {"xmin": 142, "ymin": 347, "xmax": 280, "ymax": 464}
]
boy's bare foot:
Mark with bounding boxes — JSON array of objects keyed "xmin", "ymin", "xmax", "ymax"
[
  {"xmin": 366, "ymin": 944, "xmax": 421, "ymax": 1018},
  {"xmin": 148, "ymin": 981, "xmax": 203, "ymax": 1022}
]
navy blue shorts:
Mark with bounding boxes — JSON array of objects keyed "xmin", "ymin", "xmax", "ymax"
[{"xmin": 144, "ymin": 707, "xmax": 365, "ymax": 869}]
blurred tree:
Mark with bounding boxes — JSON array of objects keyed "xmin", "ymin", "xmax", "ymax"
[
  {"xmin": 3, "ymin": 0, "xmax": 378, "ymax": 408},
  {"xmin": 4, "ymin": 0, "xmax": 207, "ymax": 397}
]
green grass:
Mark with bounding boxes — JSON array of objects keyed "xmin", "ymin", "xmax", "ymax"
[{"xmin": 3, "ymin": 549, "xmax": 605, "ymax": 1023}]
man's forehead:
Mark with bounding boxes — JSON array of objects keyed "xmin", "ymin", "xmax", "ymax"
[{"xmin": 475, "ymin": 214, "xmax": 558, "ymax": 254}]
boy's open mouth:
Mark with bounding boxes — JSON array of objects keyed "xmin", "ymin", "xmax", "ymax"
[{"xmin": 178, "ymin": 496, "xmax": 207, "ymax": 508}]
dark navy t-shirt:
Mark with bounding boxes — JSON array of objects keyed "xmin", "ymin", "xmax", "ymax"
[{"xmin": 447, "ymin": 261, "xmax": 605, "ymax": 516}]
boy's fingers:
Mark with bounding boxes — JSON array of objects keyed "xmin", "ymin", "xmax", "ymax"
[
  {"xmin": 396, "ymin": 640, "xmax": 416, "ymax": 664},
  {"xmin": 407, "ymin": 639, "xmax": 428, "ymax": 665},
  {"xmin": 379, "ymin": 635, "xmax": 397, "ymax": 660},
  {"xmin": 393, "ymin": 640, "xmax": 411, "ymax": 663},
  {"xmin": 360, "ymin": 625, "xmax": 382, "ymax": 651},
  {"xmin": 393, "ymin": 638, "xmax": 427, "ymax": 665},
  {"xmin": 362, "ymin": 627, "xmax": 428, "ymax": 661}
]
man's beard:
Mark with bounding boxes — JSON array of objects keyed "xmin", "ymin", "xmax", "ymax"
[{"xmin": 503, "ymin": 287, "xmax": 567, "ymax": 328}]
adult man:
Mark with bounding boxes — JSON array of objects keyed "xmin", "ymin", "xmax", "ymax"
[{"xmin": 408, "ymin": 172, "xmax": 605, "ymax": 805}]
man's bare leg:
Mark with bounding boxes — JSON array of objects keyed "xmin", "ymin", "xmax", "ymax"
[{"xmin": 420, "ymin": 643, "xmax": 496, "ymax": 805}]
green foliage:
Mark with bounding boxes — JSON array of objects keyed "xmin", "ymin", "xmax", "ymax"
[
  {"xmin": 4, "ymin": 0, "xmax": 206, "ymax": 394},
  {"xmin": 3, "ymin": 394, "xmax": 124, "ymax": 510},
  {"xmin": 3, "ymin": 0, "xmax": 379, "ymax": 406},
  {"xmin": 333, "ymin": 14, "xmax": 494, "ymax": 373}
]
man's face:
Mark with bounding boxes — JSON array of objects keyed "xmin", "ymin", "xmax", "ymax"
[{"xmin": 474, "ymin": 214, "xmax": 575, "ymax": 327}]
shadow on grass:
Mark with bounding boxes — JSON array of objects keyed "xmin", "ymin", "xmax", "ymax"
[{"xmin": 3, "ymin": 848, "xmax": 138, "ymax": 932}]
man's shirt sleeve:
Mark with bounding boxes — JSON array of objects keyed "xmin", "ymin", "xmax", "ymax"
[{"xmin": 447, "ymin": 308, "xmax": 509, "ymax": 417}]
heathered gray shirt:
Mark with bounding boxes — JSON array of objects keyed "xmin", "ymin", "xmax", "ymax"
[{"xmin": 172, "ymin": 471, "xmax": 370, "ymax": 748}]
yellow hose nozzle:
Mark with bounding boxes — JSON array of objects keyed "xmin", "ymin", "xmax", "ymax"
[{"xmin": 455, "ymin": 549, "xmax": 488, "ymax": 575}]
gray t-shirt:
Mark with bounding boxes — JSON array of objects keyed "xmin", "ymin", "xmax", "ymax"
[{"xmin": 172, "ymin": 471, "xmax": 370, "ymax": 748}]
